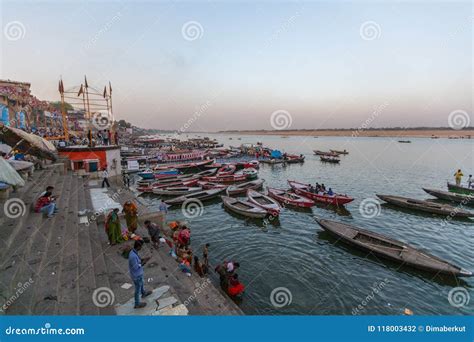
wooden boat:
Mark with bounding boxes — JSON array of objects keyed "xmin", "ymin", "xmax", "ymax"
[
  {"xmin": 317, "ymin": 219, "xmax": 472, "ymax": 277},
  {"xmin": 154, "ymin": 168, "xmax": 180, "ymax": 178},
  {"xmin": 313, "ymin": 150, "xmax": 338, "ymax": 157},
  {"xmin": 138, "ymin": 179, "xmax": 199, "ymax": 192},
  {"xmin": 201, "ymin": 173, "xmax": 248, "ymax": 183},
  {"xmin": 288, "ymin": 180, "xmax": 354, "ymax": 206},
  {"xmin": 164, "ymin": 188, "xmax": 225, "ymax": 205},
  {"xmin": 447, "ymin": 182, "xmax": 474, "ymax": 195},
  {"xmin": 137, "ymin": 169, "xmax": 155, "ymax": 179},
  {"xmin": 239, "ymin": 167, "xmax": 258, "ymax": 180},
  {"xmin": 398, "ymin": 140, "xmax": 411, "ymax": 143},
  {"xmin": 154, "ymin": 159, "xmax": 215, "ymax": 172},
  {"xmin": 260, "ymin": 159, "xmax": 285, "ymax": 165},
  {"xmin": 267, "ymin": 188, "xmax": 315, "ymax": 208},
  {"xmin": 376, "ymin": 194, "xmax": 474, "ymax": 218},
  {"xmin": 217, "ymin": 164, "xmax": 236, "ymax": 176},
  {"xmin": 285, "ymin": 155, "xmax": 305, "ymax": 164},
  {"xmin": 152, "ymin": 186, "xmax": 202, "ymax": 196},
  {"xmin": 221, "ymin": 196, "xmax": 268, "ymax": 219},
  {"xmin": 330, "ymin": 149, "xmax": 348, "ymax": 155},
  {"xmin": 226, "ymin": 179, "xmax": 265, "ymax": 196},
  {"xmin": 423, "ymin": 188, "xmax": 474, "ymax": 205},
  {"xmin": 197, "ymin": 181, "xmax": 228, "ymax": 190},
  {"xmin": 320, "ymin": 156, "xmax": 340, "ymax": 163},
  {"xmin": 247, "ymin": 189, "xmax": 281, "ymax": 216}
]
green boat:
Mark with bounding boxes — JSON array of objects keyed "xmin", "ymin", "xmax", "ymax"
[{"xmin": 447, "ymin": 182, "xmax": 474, "ymax": 195}]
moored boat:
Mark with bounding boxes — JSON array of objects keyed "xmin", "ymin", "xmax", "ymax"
[
  {"xmin": 226, "ymin": 179, "xmax": 265, "ymax": 196},
  {"xmin": 247, "ymin": 189, "xmax": 281, "ymax": 216},
  {"xmin": 202, "ymin": 173, "xmax": 248, "ymax": 183},
  {"xmin": 317, "ymin": 219, "xmax": 472, "ymax": 277},
  {"xmin": 164, "ymin": 188, "xmax": 225, "ymax": 205},
  {"xmin": 239, "ymin": 167, "xmax": 258, "ymax": 180},
  {"xmin": 288, "ymin": 180, "xmax": 354, "ymax": 206},
  {"xmin": 152, "ymin": 186, "xmax": 202, "ymax": 196},
  {"xmin": 285, "ymin": 155, "xmax": 305, "ymax": 164},
  {"xmin": 154, "ymin": 159, "xmax": 215, "ymax": 172},
  {"xmin": 138, "ymin": 178, "xmax": 199, "ymax": 192},
  {"xmin": 376, "ymin": 194, "xmax": 474, "ymax": 217},
  {"xmin": 260, "ymin": 159, "xmax": 285, "ymax": 165},
  {"xmin": 221, "ymin": 196, "xmax": 268, "ymax": 219},
  {"xmin": 447, "ymin": 182, "xmax": 474, "ymax": 195},
  {"xmin": 320, "ymin": 156, "xmax": 340, "ymax": 163},
  {"xmin": 217, "ymin": 164, "xmax": 236, "ymax": 176},
  {"xmin": 137, "ymin": 169, "xmax": 155, "ymax": 179},
  {"xmin": 423, "ymin": 188, "xmax": 474, "ymax": 205},
  {"xmin": 313, "ymin": 150, "xmax": 338, "ymax": 157},
  {"xmin": 267, "ymin": 188, "xmax": 315, "ymax": 208},
  {"xmin": 330, "ymin": 149, "xmax": 349, "ymax": 155}
]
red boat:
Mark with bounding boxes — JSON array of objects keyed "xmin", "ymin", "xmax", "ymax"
[
  {"xmin": 202, "ymin": 174, "xmax": 247, "ymax": 183},
  {"xmin": 154, "ymin": 159, "xmax": 215, "ymax": 172},
  {"xmin": 267, "ymin": 188, "xmax": 315, "ymax": 208},
  {"xmin": 288, "ymin": 180, "xmax": 354, "ymax": 206},
  {"xmin": 138, "ymin": 179, "xmax": 199, "ymax": 193},
  {"xmin": 217, "ymin": 164, "xmax": 236, "ymax": 176}
]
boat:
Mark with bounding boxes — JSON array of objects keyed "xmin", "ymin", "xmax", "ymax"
[
  {"xmin": 154, "ymin": 159, "xmax": 215, "ymax": 172},
  {"xmin": 313, "ymin": 150, "xmax": 338, "ymax": 157},
  {"xmin": 138, "ymin": 178, "xmax": 199, "ymax": 192},
  {"xmin": 247, "ymin": 189, "xmax": 281, "ymax": 216},
  {"xmin": 240, "ymin": 167, "xmax": 258, "ymax": 180},
  {"xmin": 201, "ymin": 173, "xmax": 248, "ymax": 183},
  {"xmin": 288, "ymin": 180, "xmax": 354, "ymax": 206},
  {"xmin": 423, "ymin": 188, "xmax": 474, "ymax": 205},
  {"xmin": 137, "ymin": 169, "xmax": 155, "ymax": 179},
  {"xmin": 317, "ymin": 219, "xmax": 472, "ymax": 277},
  {"xmin": 154, "ymin": 168, "xmax": 180, "ymax": 178},
  {"xmin": 221, "ymin": 196, "xmax": 268, "ymax": 219},
  {"xmin": 376, "ymin": 194, "xmax": 474, "ymax": 218},
  {"xmin": 260, "ymin": 159, "xmax": 285, "ymax": 165},
  {"xmin": 217, "ymin": 164, "xmax": 236, "ymax": 176},
  {"xmin": 447, "ymin": 182, "xmax": 474, "ymax": 195},
  {"xmin": 285, "ymin": 155, "xmax": 305, "ymax": 164},
  {"xmin": 267, "ymin": 188, "xmax": 315, "ymax": 208},
  {"xmin": 164, "ymin": 188, "xmax": 226, "ymax": 205},
  {"xmin": 320, "ymin": 156, "xmax": 340, "ymax": 163},
  {"xmin": 226, "ymin": 179, "xmax": 265, "ymax": 196},
  {"xmin": 152, "ymin": 186, "xmax": 202, "ymax": 196},
  {"xmin": 197, "ymin": 181, "xmax": 228, "ymax": 190},
  {"xmin": 398, "ymin": 140, "xmax": 411, "ymax": 143},
  {"xmin": 330, "ymin": 149, "xmax": 348, "ymax": 155}
]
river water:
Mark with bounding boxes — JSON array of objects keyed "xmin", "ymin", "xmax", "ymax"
[{"xmin": 141, "ymin": 134, "xmax": 473, "ymax": 315}]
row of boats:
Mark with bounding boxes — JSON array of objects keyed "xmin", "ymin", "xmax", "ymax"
[{"xmin": 313, "ymin": 149, "xmax": 349, "ymax": 163}]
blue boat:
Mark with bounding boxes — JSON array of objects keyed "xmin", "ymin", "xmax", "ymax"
[{"xmin": 138, "ymin": 168, "xmax": 180, "ymax": 180}]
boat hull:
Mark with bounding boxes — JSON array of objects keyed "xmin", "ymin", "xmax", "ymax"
[{"xmin": 288, "ymin": 181, "xmax": 354, "ymax": 206}]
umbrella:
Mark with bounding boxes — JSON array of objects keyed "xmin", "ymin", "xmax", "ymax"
[
  {"xmin": 0, "ymin": 158, "xmax": 25, "ymax": 187},
  {"xmin": 0, "ymin": 124, "xmax": 57, "ymax": 161}
]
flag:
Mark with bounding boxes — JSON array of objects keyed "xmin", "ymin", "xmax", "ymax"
[
  {"xmin": 84, "ymin": 76, "xmax": 89, "ymax": 88},
  {"xmin": 77, "ymin": 84, "xmax": 83, "ymax": 97},
  {"xmin": 58, "ymin": 79, "xmax": 64, "ymax": 94},
  {"xmin": 109, "ymin": 81, "xmax": 112, "ymax": 95},
  {"xmin": 103, "ymin": 86, "xmax": 107, "ymax": 98}
]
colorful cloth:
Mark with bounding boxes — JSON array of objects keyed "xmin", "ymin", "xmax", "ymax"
[
  {"xmin": 123, "ymin": 202, "xmax": 138, "ymax": 233},
  {"xmin": 105, "ymin": 211, "xmax": 123, "ymax": 244}
]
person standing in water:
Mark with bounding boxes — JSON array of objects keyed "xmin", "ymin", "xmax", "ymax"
[{"xmin": 454, "ymin": 169, "xmax": 464, "ymax": 186}]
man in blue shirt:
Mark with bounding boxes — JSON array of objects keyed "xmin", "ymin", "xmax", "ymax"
[{"xmin": 128, "ymin": 240, "xmax": 152, "ymax": 308}]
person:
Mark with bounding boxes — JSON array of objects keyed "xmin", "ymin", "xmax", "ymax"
[
  {"xmin": 87, "ymin": 129, "xmax": 93, "ymax": 147},
  {"xmin": 193, "ymin": 256, "xmax": 208, "ymax": 277},
  {"xmin": 128, "ymin": 240, "xmax": 152, "ymax": 308},
  {"xmin": 309, "ymin": 184, "xmax": 315, "ymax": 193},
  {"xmin": 454, "ymin": 169, "xmax": 464, "ymax": 186},
  {"xmin": 226, "ymin": 261, "xmax": 240, "ymax": 274},
  {"xmin": 179, "ymin": 257, "xmax": 192, "ymax": 276},
  {"xmin": 34, "ymin": 187, "xmax": 57, "ymax": 218},
  {"xmin": 227, "ymin": 274, "xmax": 245, "ymax": 297},
  {"xmin": 103, "ymin": 130, "xmax": 109, "ymax": 145},
  {"xmin": 122, "ymin": 200, "xmax": 138, "ymax": 233},
  {"xmin": 320, "ymin": 183, "xmax": 326, "ymax": 192},
  {"xmin": 101, "ymin": 167, "xmax": 110, "ymax": 188},
  {"xmin": 203, "ymin": 243, "xmax": 210, "ymax": 267},
  {"xmin": 159, "ymin": 200, "xmax": 168, "ymax": 213},
  {"xmin": 177, "ymin": 226, "xmax": 191, "ymax": 247},
  {"xmin": 315, "ymin": 182, "xmax": 320, "ymax": 192},
  {"xmin": 327, "ymin": 188, "xmax": 334, "ymax": 196},
  {"xmin": 144, "ymin": 220, "xmax": 161, "ymax": 247},
  {"xmin": 114, "ymin": 131, "xmax": 119, "ymax": 145},
  {"xmin": 108, "ymin": 130, "xmax": 112, "ymax": 146},
  {"xmin": 105, "ymin": 208, "xmax": 123, "ymax": 245},
  {"xmin": 468, "ymin": 174, "xmax": 473, "ymax": 188}
]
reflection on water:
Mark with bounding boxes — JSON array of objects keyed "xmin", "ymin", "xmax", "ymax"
[{"xmin": 146, "ymin": 134, "xmax": 474, "ymax": 315}]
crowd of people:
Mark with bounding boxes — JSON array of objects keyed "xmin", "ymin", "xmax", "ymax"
[{"xmin": 308, "ymin": 183, "xmax": 334, "ymax": 196}]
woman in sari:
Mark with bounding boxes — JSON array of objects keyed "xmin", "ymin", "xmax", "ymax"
[
  {"xmin": 105, "ymin": 208, "xmax": 123, "ymax": 245},
  {"xmin": 122, "ymin": 201, "xmax": 138, "ymax": 233}
]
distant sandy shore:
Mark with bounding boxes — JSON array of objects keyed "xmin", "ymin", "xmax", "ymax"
[{"xmin": 222, "ymin": 129, "xmax": 474, "ymax": 139}]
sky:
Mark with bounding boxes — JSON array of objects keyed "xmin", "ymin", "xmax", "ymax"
[{"xmin": 0, "ymin": 0, "xmax": 472, "ymax": 131}]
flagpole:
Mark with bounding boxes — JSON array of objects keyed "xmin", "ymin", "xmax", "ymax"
[
  {"xmin": 84, "ymin": 76, "xmax": 92, "ymax": 146},
  {"xmin": 108, "ymin": 81, "xmax": 114, "ymax": 145},
  {"xmin": 59, "ymin": 79, "xmax": 69, "ymax": 141}
]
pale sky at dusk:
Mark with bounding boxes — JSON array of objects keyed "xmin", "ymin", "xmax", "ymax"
[{"xmin": 1, "ymin": 1, "xmax": 472, "ymax": 131}]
